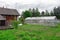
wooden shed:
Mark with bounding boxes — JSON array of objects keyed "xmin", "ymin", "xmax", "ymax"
[{"xmin": 0, "ymin": 7, "xmax": 20, "ymax": 29}]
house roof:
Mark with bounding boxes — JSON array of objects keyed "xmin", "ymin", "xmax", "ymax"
[
  {"xmin": 25, "ymin": 16, "xmax": 56, "ymax": 20},
  {"xmin": 0, "ymin": 7, "xmax": 20, "ymax": 16},
  {"xmin": 0, "ymin": 15, "xmax": 6, "ymax": 20}
]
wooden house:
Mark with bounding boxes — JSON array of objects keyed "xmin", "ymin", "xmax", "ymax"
[{"xmin": 0, "ymin": 7, "xmax": 20, "ymax": 29}]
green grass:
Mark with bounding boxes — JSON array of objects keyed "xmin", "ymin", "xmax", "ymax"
[{"xmin": 0, "ymin": 24, "xmax": 60, "ymax": 40}]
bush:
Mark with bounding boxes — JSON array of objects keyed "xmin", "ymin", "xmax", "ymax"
[
  {"xmin": 19, "ymin": 16, "xmax": 25, "ymax": 24},
  {"xmin": 11, "ymin": 20, "xmax": 19, "ymax": 29}
]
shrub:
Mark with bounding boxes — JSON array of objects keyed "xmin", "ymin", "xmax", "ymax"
[{"xmin": 11, "ymin": 20, "xmax": 19, "ymax": 29}]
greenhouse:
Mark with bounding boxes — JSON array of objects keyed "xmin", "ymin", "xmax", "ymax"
[{"xmin": 25, "ymin": 16, "xmax": 58, "ymax": 26}]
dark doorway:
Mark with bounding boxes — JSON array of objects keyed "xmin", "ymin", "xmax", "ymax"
[{"xmin": 0, "ymin": 20, "xmax": 5, "ymax": 26}]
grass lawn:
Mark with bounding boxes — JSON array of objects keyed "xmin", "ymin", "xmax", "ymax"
[{"xmin": 0, "ymin": 24, "xmax": 60, "ymax": 40}]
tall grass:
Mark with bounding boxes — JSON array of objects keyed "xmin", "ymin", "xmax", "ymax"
[{"xmin": 0, "ymin": 24, "xmax": 60, "ymax": 40}]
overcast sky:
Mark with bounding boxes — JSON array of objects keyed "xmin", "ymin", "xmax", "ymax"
[{"xmin": 0, "ymin": 0, "xmax": 60, "ymax": 14}]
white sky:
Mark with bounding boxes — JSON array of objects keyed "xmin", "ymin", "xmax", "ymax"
[{"xmin": 0, "ymin": 0, "xmax": 60, "ymax": 14}]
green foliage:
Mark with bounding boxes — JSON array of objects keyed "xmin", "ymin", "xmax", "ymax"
[
  {"xmin": 19, "ymin": 16, "xmax": 25, "ymax": 24},
  {"xmin": 32, "ymin": 8, "xmax": 40, "ymax": 17},
  {"xmin": 11, "ymin": 20, "xmax": 19, "ymax": 29},
  {"xmin": 22, "ymin": 8, "xmax": 40, "ymax": 18},
  {"xmin": 0, "ymin": 30, "xmax": 16, "ymax": 40},
  {"xmin": 50, "ymin": 11, "xmax": 54, "ymax": 16},
  {"xmin": 0, "ymin": 24, "xmax": 60, "ymax": 40},
  {"xmin": 41, "ymin": 11, "xmax": 45, "ymax": 16},
  {"xmin": 35, "ymin": 8, "xmax": 40, "ymax": 17},
  {"xmin": 45, "ymin": 10, "xmax": 50, "ymax": 16},
  {"xmin": 32, "ymin": 8, "xmax": 36, "ymax": 17},
  {"xmin": 22, "ymin": 10, "xmax": 32, "ymax": 18},
  {"xmin": 21, "ymin": 8, "xmax": 40, "ymax": 24},
  {"xmin": 53, "ymin": 7, "xmax": 60, "ymax": 19}
]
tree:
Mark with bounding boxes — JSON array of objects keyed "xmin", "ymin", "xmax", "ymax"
[
  {"xmin": 35, "ymin": 8, "xmax": 40, "ymax": 17},
  {"xmin": 22, "ymin": 10, "xmax": 32, "ymax": 18},
  {"xmin": 11, "ymin": 20, "xmax": 19, "ymax": 29},
  {"xmin": 45, "ymin": 10, "xmax": 49, "ymax": 16},
  {"xmin": 21, "ymin": 10, "xmax": 32, "ymax": 24},
  {"xmin": 29, "ymin": 8, "xmax": 32, "ymax": 12},
  {"xmin": 50, "ymin": 11, "xmax": 54, "ymax": 16},
  {"xmin": 29, "ymin": 8, "xmax": 32, "ymax": 17},
  {"xmin": 22, "ymin": 8, "xmax": 40, "ymax": 18},
  {"xmin": 32, "ymin": 8, "xmax": 40, "ymax": 17},
  {"xmin": 32, "ymin": 8, "xmax": 36, "ymax": 17},
  {"xmin": 19, "ymin": 16, "xmax": 25, "ymax": 24},
  {"xmin": 41, "ymin": 11, "xmax": 45, "ymax": 16},
  {"xmin": 53, "ymin": 7, "xmax": 60, "ymax": 19}
]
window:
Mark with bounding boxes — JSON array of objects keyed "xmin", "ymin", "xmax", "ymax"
[{"xmin": 0, "ymin": 20, "xmax": 5, "ymax": 26}]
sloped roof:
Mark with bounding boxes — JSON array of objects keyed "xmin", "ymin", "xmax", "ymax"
[
  {"xmin": 25, "ymin": 16, "xmax": 56, "ymax": 20},
  {"xmin": 0, "ymin": 15, "xmax": 6, "ymax": 20},
  {"xmin": 0, "ymin": 7, "xmax": 20, "ymax": 16}
]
